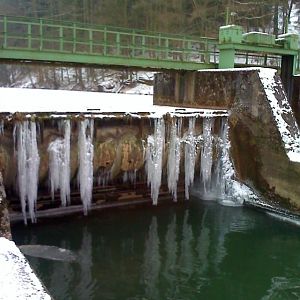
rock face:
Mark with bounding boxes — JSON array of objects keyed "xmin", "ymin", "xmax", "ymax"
[
  {"xmin": 0, "ymin": 172, "xmax": 11, "ymax": 239},
  {"xmin": 154, "ymin": 69, "xmax": 300, "ymax": 214}
]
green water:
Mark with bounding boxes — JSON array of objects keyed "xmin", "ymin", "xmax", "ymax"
[{"xmin": 12, "ymin": 200, "xmax": 300, "ymax": 300}]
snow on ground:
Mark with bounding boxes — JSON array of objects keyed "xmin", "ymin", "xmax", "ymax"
[
  {"xmin": 289, "ymin": 4, "xmax": 300, "ymax": 36},
  {"xmin": 124, "ymin": 83, "xmax": 153, "ymax": 95},
  {"xmin": 258, "ymin": 68, "xmax": 300, "ymax": 163},
  {"xmin": 0, "ymin": 87, "xmax": 228, "ymax": 118},
  {"xmin": 0, "ymin": 237, "xmax": 51, "ymax": 300}
]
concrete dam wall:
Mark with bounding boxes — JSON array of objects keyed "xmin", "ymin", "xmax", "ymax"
[
  {"xmin": 1, "ymin": 67, "xmax": 299, "ymax": 229},
  {"xmin": 154, "ymin": 68, "xmax": 300, "ymax": 214},
  {"xmin": 1, "ymin": 94, "xmax": 243, "ymax": 224}
]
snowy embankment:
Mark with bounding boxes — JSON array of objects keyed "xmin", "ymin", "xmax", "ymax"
[
  {"xmin": 0, "ymin": 87, "xmax": 228, "ymax": 118},
  {"xmin": 0, "ymin": 237, "xmax": 51, "ymax": 300},
  {"xmin": 258, "ymin": 68, "xmax": 300, "ymax": 163}
]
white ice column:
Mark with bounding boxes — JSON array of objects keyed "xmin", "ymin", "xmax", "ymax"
[
  {"xmin": 0, "ymin": 120, "xmax": 4, "ymax": 135},
  {"xmin": 146, "ymin": 118, "xmax": 165, "ymax": 205},
  {"xmin": 200, "ymin": 118, "xmax": 214, "ymax": 194},
  {"xmin": 78, "ymin": 119, "xmax": 94, "ymax": 215},
  {"xmin": 167, "ymin": 118, "xmax": 182, "ymax": 202},
  {"xmin": 216, "ymin": 119, "xmax": 235, "ymax": 199},
  {"xmin": 48, "ymin": 120, "xmax": 71, "ymax": 206},
  {"xmin": 14, "ymin": 121, "xmax": 40, "ymax": 224},
  {"xmin": 184, "ymin": 117, "xmax": 196, "ymax": 200}
]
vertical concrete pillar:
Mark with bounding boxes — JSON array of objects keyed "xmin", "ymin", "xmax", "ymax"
[
  {"xmin": 174, "ymin": 73, "xmax": 181, "ymax": 102},
  {"xmin": 184, "ymin": 71, "xmax": 196, "ymax": 104},
  {"xmin": 281, "ymin": 55, "xmax": 295, "ymax": 103},
  {"xmin": 219, "ymin": 48, "xmax": 235, "ymax": 69}
]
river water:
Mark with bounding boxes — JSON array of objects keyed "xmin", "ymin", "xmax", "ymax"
[{"xmin": 12, "ymin": 200, "xmax": 300, "ymax": 300}]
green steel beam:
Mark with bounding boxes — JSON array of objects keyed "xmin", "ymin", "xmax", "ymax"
[
  {"xmin": 0, "ymin": 49, "xmax": 216, "ymax": 71},
  {"xmin": 219, "ymin": 43, "xmax": 298, "ymax": 56}
]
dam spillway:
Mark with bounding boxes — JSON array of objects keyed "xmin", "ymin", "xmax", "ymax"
[
  {"xmin": 1, "ymin": 67, "xmax": 300, "ymax": 300},
  {"xmin": 0, "ymin": 91, "xmax": 249, "ymax": 224},
  {"xmin": 0, "ymin": 67, "xmax": 300, "ymax": 227}
]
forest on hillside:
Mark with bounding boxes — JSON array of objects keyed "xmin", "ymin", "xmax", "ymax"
[{"xmin": 0, "ymin": 0, "xmax": 299, "ymax": 37}]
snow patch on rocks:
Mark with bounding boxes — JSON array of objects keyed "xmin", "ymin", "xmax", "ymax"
[
  {"xmin": 0, "ymin": 237, "xmax": 51, "ymax": 300},
  {"xmin": 258, "ymin": 68, "xmax": 300, "ymax": 163}
]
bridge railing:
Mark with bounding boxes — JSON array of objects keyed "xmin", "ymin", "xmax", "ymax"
[
  {"xmin": 297, "ymin": 50, "xmax": 300, "ymax": 74},
  {"xmin": 0, "ymin": 15, "xmax": 218, "ymax": 66}
]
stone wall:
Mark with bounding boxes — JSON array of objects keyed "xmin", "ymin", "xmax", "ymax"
[
  {"xmin": 0, "ymin": 172, "xmax": 11, "ymax": 239},
  {"xmin": 154, "ymin": 69, "xmax": 300, "ymax": 214}
]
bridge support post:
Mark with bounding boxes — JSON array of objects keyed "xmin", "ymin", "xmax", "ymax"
[
  {"xmin": 281, "ymin": 55, "xmax": 295, "ymax": 103},
  {"xmin": 219, "ymin": 48, "xmax": 235, "ymax": 69},
  {"xmin": 218, "ymin": 25, "xmax": 243, "ymax": 69}
]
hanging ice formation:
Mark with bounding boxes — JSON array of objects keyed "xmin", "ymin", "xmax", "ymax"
[
  {"xmin": 48, "ymin": 120, "xmax": 71, "ymax": 206},
  {"xmin": 97, "ymin": 169, "xmax": 111, "ymax": 187},
  {"xmin": 200, "ymin": 117, "xmax": 214, "ymax": 198},
  {"xmin": 78, "ymin": 119, "xmax": 94, "ymax": 215},
  {"xmin": 146, "ymin": 118, "xmax": 165, "ymax": 205},
  {"xmin": 123, "ymin": 169, "xmax": 137, "ymax": 185},
  {"xmin": 184, "ymin": 117, "xmax": 196, "ymax": 200},
  {"xmin": 14, "ymin": 121, "xmax": 40, "ymax": 224},
  {"xmin": 215, "ymin": 118, "xmax": 243, "ymax": 206},
  {"xmin": 167, "ymin": 118, "xmax": 182, "ymax": 202},
  {"xmin": 0, "ymin": 120, "xmax": 4, "ymax": 135}
]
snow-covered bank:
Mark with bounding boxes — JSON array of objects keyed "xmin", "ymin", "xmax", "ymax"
[
  {"xmin": 258, "ymin": 68, "xmax": 300, "ymax": 162},
  {"xmin": 0, "ymin": 237, "xmax": 51, "ymax": 300}
]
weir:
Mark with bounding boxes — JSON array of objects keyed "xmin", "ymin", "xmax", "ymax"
[
  {"xmin": 0, "ymin": 98, "xmax": 251, "ymax": 224},
  {"xmin": 0, "ymin": 68, "xmax": 299, "ymax": 227}
]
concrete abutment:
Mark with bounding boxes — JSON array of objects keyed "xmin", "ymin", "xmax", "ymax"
[{"xmin": 154, "ymin": 68, "xmax": 300, "ymax": 214}]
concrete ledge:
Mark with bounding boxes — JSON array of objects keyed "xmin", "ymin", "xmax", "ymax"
[{"xmin": 0, "ymin": 237, "xmax": 51, "ymax": 300}]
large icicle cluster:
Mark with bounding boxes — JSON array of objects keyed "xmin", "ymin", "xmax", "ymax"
[
  {"xmin": 215, "ymin": 119, "xmax": 244, "ymax": 206},
  {"xmin": 144, "ymin": 115, "xmax": 247, "ymax": 206},
  {"xmin": 184, "ymin": 118, "xmax": 196, "ymax": 200},
  {"xmin": 146, "ymin": 118, "xmax": 165, "ymax": 205},
  {"xmin": 14, "ymin": 121, "xmax": 40, "ymax": 224},
  {"xmin": 78, "ymin": 119, "xmax": 94, "ymax": 215},
  {"xmin": 191, "ymin": 117, "xmax": 245, "ymax": 206},
  {"xmin": 48, "ymin": 120, "xmax": 71, "ymax": 207},
  {"xmin": 10, "ymin": 113, "xmax": 248, "ymax": 223},
  {"xmin": 200, "ymin": 118, "xmax": 214, "ymax": 196},
  {"xmin": 167, "ymin": 118, "xmax": 182, "ymax": 201}
]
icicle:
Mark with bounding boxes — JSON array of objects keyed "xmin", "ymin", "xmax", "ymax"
[
  {"xmin": 184, "ymin": 117, "xmax": 196, "ymax": 200},
  {"xmin": 78, "ymin": 119, "xmax": 94, "ymax": 215},
  {"xmin": 200, "ymin": 117, "xmax": 214, "ymax": 194},
  {"xmin": 97, "ymin": 169, "xmax": 111, "ymax": 187},
  {"xmin": 216, "ymin": 118, "xmax": 234, "ymax": 198},
  {"xmin": 146, "ymin": 118, "xmax": 165, "ymax": 205},
  {"xmin": 0, "ymin": 120, "xmax": 4, "ymax": 135},
  {"xmin": 15, "ymin": 121, "xmax": 40, "ymax": 224},
  {"xmin": 215, "ymin": 118, "xmax": 244, "ymax": 206},
  {"xmin": 48, "ymin": 120, "xmax": 71, "ymax": 206},
  {"xmin": 123, "ymin": 169, "xmax": 137, "ymax": 185},
  {"xmin": 167, "ymin": 118, "xmax": 181, "ymax": 201}
]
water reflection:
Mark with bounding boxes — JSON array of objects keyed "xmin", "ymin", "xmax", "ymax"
[
  {"xmin": 143, "ymin": 217, "xmax": 161, "ymax": 300},
  {"xmin": 262, "ymin": 277, "xmax": 300, "ymax": 299},
  {"xmin": 12, "ymin": 201, "xmax": 300, "ymax": 300}
]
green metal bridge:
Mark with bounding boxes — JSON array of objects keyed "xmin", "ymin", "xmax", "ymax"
[{"xmin": 0, "ymin": 15, "xmax": 299, "ymax": 74}]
